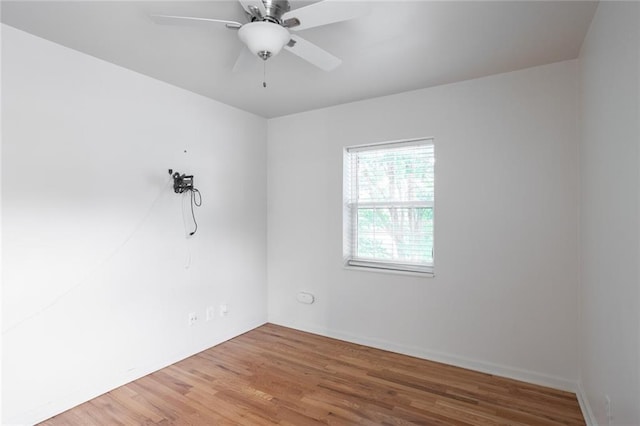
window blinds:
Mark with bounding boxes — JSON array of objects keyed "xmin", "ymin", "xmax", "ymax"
[{"xmin": 344, "ymin": 139, "xmax": 434, "ymax": 274}]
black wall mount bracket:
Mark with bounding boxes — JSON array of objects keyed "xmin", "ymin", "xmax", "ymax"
[{"xmin": 168, "ymin": 169, "xmax": 194, "ymax": 194}]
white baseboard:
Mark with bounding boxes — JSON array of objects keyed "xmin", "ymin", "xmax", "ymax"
[
  {"xmin": 576, "ymin": 381, "xmax": 598, "ymax": 426},
  {"xmin": 269, "ymin": 319, "xmax": 577, "ymax": 392}
]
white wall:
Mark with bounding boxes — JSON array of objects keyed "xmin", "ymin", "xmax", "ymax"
[
  {"xmin": 267, "ymin": 60, "xmax": 580, "ymax": 389},
  {"xmin": 579, "ymin": 2, "xmax": 640, "ymax": 425},
  {"xmin": 1, "ymin": 25, "xmax": 267, "ymax": 425},
  {"xmin": 11, "ymin": 8, "xmax": 636, "ymax": 423}
]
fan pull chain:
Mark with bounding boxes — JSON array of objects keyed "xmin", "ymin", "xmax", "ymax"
[{"xmin": 263, "ymin": 61, "xmax": 267, "ymax": 88}]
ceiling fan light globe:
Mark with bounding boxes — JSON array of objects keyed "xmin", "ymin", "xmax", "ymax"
[{"xmin": 238, "ymin": 21, "xmax": 290, "ymax": 59}]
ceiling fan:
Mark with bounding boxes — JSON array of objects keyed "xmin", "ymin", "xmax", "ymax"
[{"xmin": 151, "ymin": 0, "xmax": 371, "ymax": 73}]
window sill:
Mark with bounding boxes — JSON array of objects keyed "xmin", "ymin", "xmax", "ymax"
[{"xmin": 343, "ymin": 265, "xmax": 435, "ymax": 278}]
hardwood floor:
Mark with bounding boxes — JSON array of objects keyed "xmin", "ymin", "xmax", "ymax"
[{"xmin": 40, "ymin": 324, "xmax": 585, "ymax": 425}]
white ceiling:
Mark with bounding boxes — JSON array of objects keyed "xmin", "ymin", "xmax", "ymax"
[{"xmin": 1, "ymin": 0, "xmax": 597, "ymax": 118}]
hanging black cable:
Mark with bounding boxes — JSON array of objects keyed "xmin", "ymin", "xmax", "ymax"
[{"xmin": 189, "ymin": 187, "xmax": 202, "ymax": 235}]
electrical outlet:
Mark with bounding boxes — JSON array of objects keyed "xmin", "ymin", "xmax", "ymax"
[
  {"xmin": 219, "ymin": 304, "xmax": 228, "ymax": 317},
  {"xmin": 605, "ymin": 395, "xmax": 612, "ymax": 425},
  {"xmin": 206, "ymin": 306, "xmax": 215, "ymax": 321},
  {"xmin": 188, "ymin": 312, "xmax": 198, "ymax": 326}
]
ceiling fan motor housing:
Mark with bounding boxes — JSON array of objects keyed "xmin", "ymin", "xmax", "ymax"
[{"xmin": 259, "ymin": 0, "xmax": 291, "ymax": 23}]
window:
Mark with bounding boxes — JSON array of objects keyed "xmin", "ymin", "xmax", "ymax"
[{"xmin": 343, "ymin": 138, "xmax": 435, "ymax": 275}]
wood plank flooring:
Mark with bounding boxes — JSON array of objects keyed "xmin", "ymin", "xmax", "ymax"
[{"xmin": 40, "ymin": 323, "xmax": 585, "ymax": 425}]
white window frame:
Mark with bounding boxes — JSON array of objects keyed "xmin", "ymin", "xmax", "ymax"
[{"xmin": 343, "ymin": 138, "xmax": 435, "ymax": 276}]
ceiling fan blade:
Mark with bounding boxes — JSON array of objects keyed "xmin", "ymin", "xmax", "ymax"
[
  {"xmin": 282, "ymin": 0, "xmax": 372, "ymax": 31},
  {"xmin": 150, "ymin": 15, "xmax": 243, "ymax": 29},
  {"xmin": 284, "ymin": 34, "xmax": 341, "ymax": 71},
  {"xmin": 238, "ymin": 0, "xmax": 267, "ymax": 19},
  {"xmin": 232, "ymin": 47, "xmax": 262, "ymax": 73}
]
